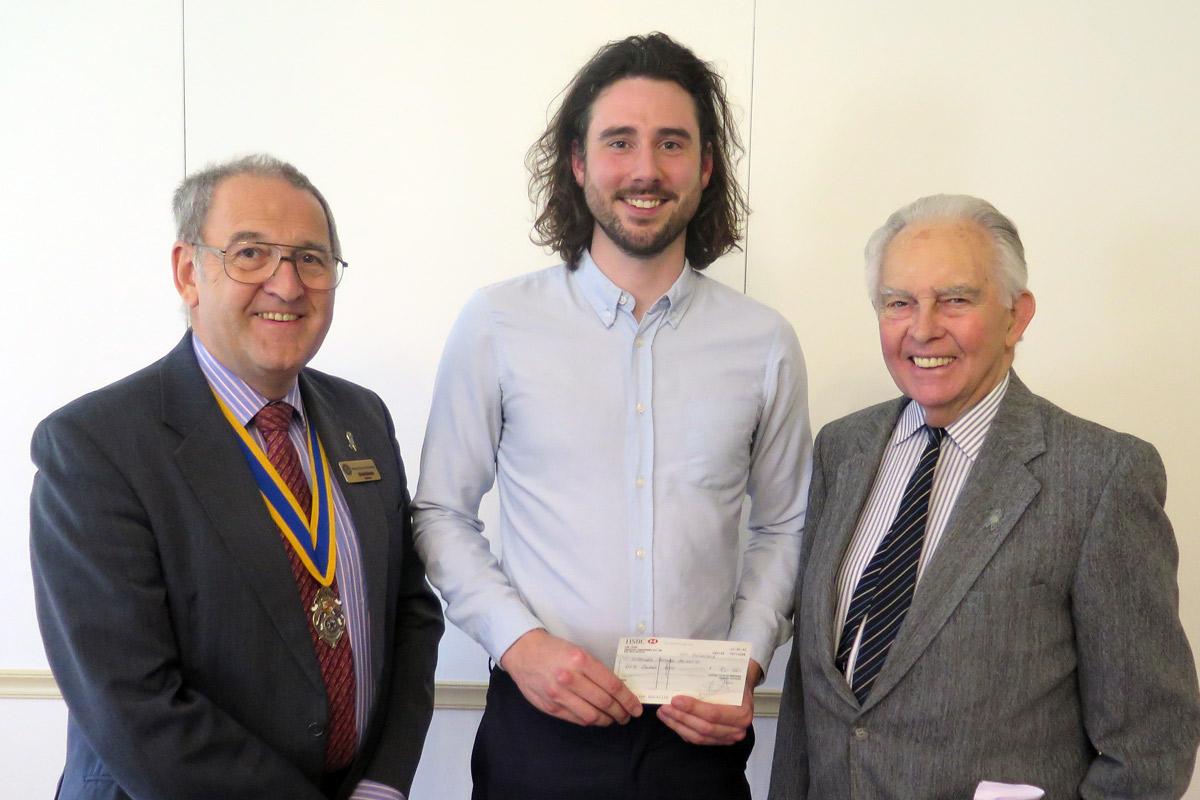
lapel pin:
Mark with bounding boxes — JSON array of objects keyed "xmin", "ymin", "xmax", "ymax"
[{"xmin": 345, "ymin": 431, "xmax": 358, "ymax": 452}]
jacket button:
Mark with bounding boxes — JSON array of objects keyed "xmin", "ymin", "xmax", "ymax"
[
  {"xmin": 308, "ymin": 722, "xmax": 326, "ymax": 738},
  {"xmin": 853, "ymin": 726, "xmax": 868, "ymax": 740}
]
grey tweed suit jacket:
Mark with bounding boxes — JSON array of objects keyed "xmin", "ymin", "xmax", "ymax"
[
  {"xmin": 769, "ymin": 373, "xmax": 1200, "ymax": 799},
  {"xmin": 31, "ymin": 333, "xmax": 444, "ymax": 800}
]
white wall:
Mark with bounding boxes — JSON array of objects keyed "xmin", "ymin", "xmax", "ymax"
[{"xmin": 2, "ymin": 1, "xmax": 1196, "ymax": 796}]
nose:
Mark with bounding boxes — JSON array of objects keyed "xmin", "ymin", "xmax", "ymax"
[
  {"xmin": 630, "ymin": 142, "xmax": 662, "ymax": 183},
  {"xmin": 262, "ymin": 256, "xmax": 306, "ymax": 302},
  {"xmin": 910, "ymin": 300, "xmax": 944, "ymax": 342}
]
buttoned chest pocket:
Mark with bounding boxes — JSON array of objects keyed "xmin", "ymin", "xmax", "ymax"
[{"xmin": 682, "ymin": 398, "xmax": 759, "ymax": 491}]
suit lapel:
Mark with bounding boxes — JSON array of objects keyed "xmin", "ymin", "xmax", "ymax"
[
  {"xmin": 812, "ymin": 401, "xmax": 906, "ymax": 707},
  {"xmin": 160, "ymin": 334, "xmax": 324, "ymax": 693},
  {"xmin": 859, "ymin": 375, "xmax": 1046, "ymax": 711},
  {"xmin": 300, "ymin": 374, "xmax": 392, "ymax": 690}
]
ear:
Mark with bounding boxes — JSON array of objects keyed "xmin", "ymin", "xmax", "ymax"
[
  {"xmin": 1006, "ymin": 290, "xmax": 1036, "ymax": 347},
  {"xmin": 571, "ymin": 140, "xmax": 586, "ymax": 187},
  {"xmin": 172, "ymin": 241, "xmax": 201, "ymax": 310},
  {"xmin": 700, "ymin": 141, "xmax": 714, "ymax": 189}
]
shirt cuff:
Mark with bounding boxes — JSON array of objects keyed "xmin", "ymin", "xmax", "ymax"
[
  {"xmin": 729, "ymin": 600, "xmax": 791, "ymax": 674},
  {"xmin": 349, "ymin": 779, "xmax": 404, "ymax": 800}
]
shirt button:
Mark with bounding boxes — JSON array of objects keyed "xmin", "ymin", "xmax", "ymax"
[
  {"xmin": 635, "ymin": 402, "xmax": 645, "ymax": 414},
  {"xmin": 637, "ymin": 622, "xmax": 646, "ymax": 633},
  {"xmin": 852, "ymin": 726, "xmax": 868, "ymax": 740},
  {"xmin": 635, "ymin": 547, "xmax": 645, "ymax": 559},
  {"xmin": 635, "ymin": 476, "xmax": 645, "ymax": 488},
  {"xmin": 634, "ymin": 337, "xmax": 644, "ymax": 347},
  {"xmin": 617, "ymin": 294, "xmax": 628, "ymax": 306}
]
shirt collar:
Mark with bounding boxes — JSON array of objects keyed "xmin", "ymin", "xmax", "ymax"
[
  {"xmin": 192, "ymin": 335, "xmax": 306, "ymax": 428},
  {"xmin": 891, "ymin": 374, "xmax": 1010, "ymax": 461},
  {"xmin": 572, "ymin": 249, "xmax": 699, "ymax": 329}
]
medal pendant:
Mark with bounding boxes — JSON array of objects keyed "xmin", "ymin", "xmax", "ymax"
[{"xmin": 311, "ymin": 585, "xmax": 347, "ymax": 647}]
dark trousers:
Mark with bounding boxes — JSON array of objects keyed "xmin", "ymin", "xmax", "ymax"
[{"xmin": 472, "ymin": 667, "xmax": 754, "ymax": 800}]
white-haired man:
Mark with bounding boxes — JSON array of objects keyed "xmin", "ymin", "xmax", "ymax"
[{"xmin": 769, "ymin": 194, "xmax": 1200, "ymax": 799}]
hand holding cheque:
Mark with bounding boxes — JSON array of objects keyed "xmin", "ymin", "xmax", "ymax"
[
  {"xmin": 501, "ymin": 631, "xmax": 758, "ymax": 745},
  {"xmin": 499, "ymin": 628, "xmax": 643, "ymax": 727},
  {"xmin": 615, "ymin": 637, "xmax": 760, "ymax": 746}
]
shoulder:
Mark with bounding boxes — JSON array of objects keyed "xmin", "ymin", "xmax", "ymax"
[
  {"xmin": 475, "ymin": 264, "xmax": 568, "ymax": 307},
  {"xmin": 1019, "ymin": 388, "xmax": 1164, "ymax": 479},
  {"xmin": 691, "ymin": 271, "xmax": 791, "ymax": 329},
  {"xmin": 34, "ymin": 353, "xmax": 170, "ymax": 441},
  {"xmin": 688, "ymin": 273, "xmax": 803, "ymax": 365},
  {"xmin": 441, "ymin": 265, "xmax": 569, "ymax": 335},
  {"xmin": 300, "ymin": 367, "xmax": 389, "ymax": 424},
  {"xmin": 1005, "ymin": 379, "xmax": 1159, "ymax": 462},
  {"xmin": 818, "ymin": 398, "xmax": 902, "ymax": 445}
]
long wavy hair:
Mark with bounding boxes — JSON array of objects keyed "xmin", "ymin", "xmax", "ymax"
[{"xmin": 527, "ymin": 33, "xmax": 748, "ymax": 270}]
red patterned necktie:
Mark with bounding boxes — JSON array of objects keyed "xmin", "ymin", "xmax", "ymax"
[{"xmin": 253, "ymin": 401, "xmax": 358, "ymax": 771}]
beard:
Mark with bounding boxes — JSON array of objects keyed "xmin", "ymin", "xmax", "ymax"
[{"xmin": 584, "ymin": 180, "xmax": 700, "ymax": 259}]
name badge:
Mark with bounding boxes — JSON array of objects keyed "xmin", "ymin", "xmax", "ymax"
[{"xmin": 339, "ymin": 459, "xmax": 381, "ymax": 483}]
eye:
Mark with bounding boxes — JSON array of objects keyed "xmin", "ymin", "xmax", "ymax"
[
  {"xmin": 661, "ymin": 140, "xmax": 682, "ymax": 151},
  {"xmin": 607, "ymin": 139, "xmax": 630, "ymax": 150},
  {"xmin": 234, "ymin": 244, "xmax": 265, "ymax": 259},
  {"xmin": 299, "ymin": 250, "xmax": 328, "ymax": 268}
]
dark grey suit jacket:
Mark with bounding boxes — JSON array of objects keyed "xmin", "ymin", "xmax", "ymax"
[
  {"xmin": 31, "ymin": 333, "xmax": 444, "ymax": 800},
  {"xmin": 770, "ymin": 374, "xmax": 1200, "ymax": 799}
]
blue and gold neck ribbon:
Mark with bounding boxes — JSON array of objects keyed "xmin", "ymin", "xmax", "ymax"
[{"xmin": 212, "ymin": 392, "xmax": 338, "ymax": 585}]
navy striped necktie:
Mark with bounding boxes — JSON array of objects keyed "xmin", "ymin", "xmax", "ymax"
[{"xmin": 835, "ymin": 425, "xmax": 947, "ymax": 703}]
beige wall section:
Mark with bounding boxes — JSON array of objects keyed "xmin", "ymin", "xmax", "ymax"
[
  {"xmin": 0, "ymin": 0, "xmax": 184, "ymax": 672},
  {"xmin": 747, "ymin": 0, "xmax": 1200, "ymax": 713},
  {"xmin": 4, "ymin": 0, "xmax": 1198, "ymax": 796}
]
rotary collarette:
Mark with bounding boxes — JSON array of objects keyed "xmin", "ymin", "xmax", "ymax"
[{"xmin": 211, "ymin": 391, "xmax": 339, "ymax": 587}]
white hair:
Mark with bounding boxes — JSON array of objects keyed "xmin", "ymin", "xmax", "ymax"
[{"xmin": 864, "ymin": 194, "xmax": 1027, "ymax": 308}]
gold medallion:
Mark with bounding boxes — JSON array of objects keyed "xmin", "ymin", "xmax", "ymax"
[{"xmin": 311, "ymin": 585, "xmax": 347, "ymax": 647}]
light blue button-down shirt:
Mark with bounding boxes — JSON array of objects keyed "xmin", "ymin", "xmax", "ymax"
[{"xmin": 413, "ymin": 252, "xmax": 812, "ymax": 670}]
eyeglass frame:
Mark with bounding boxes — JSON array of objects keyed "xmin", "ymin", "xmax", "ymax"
[{"xmin": 191, "ymin": 240, "xmax": 348, "ymax": 291}]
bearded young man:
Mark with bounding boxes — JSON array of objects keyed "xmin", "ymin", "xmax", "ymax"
[{"xmin": 413, "ymin": 32, "xmax": 812, "ymax": 800}]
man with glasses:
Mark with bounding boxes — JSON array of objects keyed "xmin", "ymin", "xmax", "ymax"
[{"xmin": 30, "ymin": 154, "xmax": 443, "ymax": 800}]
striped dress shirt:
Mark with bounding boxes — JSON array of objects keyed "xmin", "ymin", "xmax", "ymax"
[
  {"xmin": 193, "ymin": 338, "xmax": 402, "ymax": 800},
  {"xmin": 834, "ymin": 375, "xmax": 1009, "ymax": 677}
]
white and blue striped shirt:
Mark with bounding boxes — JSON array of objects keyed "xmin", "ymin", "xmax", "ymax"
[
  {"xmin": 834, "ymin": 375, "xmax": 1009, "ymax": 676},
  {"xmin": 193, "ymin": 337, "xmax": 401, "ymax": 800}
]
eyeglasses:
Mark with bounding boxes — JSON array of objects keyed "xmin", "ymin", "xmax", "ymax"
[{"xmin": 193, "ymin": 240, "xmax": 347, "ymax": 291}]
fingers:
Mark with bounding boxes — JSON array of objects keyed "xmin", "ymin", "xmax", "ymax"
[
  {"xmin": 576, "ymin": 656, "xmax": 643, "ymax": 719},
  {"xmin": 657, "ymin": 688, "xmax": 755, "ymax": 746},
  {"xmin": 546, "ymin": 663, "xmax": 625, "ymax": 726},
  {"xmin": 500, "ymin": 629, "xmax": 642, "ymax": 728}
]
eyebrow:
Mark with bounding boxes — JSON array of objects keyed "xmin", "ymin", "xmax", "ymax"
[
  {"xmin": 226, "ymin": 232, "xmax": 330, "ymax": 251},
  {"xmin": 595, "ymin": 125, "xmax": 695, "ymax": 141},
  {"xmin": 935, "ymin": 285, "xmax": 982, "ymax": 299},
  {"xmin": 878, "ymin": 285, "xmax": 983, "ymax": 298}
]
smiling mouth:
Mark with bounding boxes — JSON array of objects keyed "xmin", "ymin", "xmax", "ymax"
[
  {"xmin": 912, "ymin": 356, "xmax": 955, "ymax": 368},
  {"xmin": 257, "ymin": 312, "xmax": 299, "ymax": 322},
  {"xmin": 624, "ymin": 197, "xmax": 664, "ymax": 209}
]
